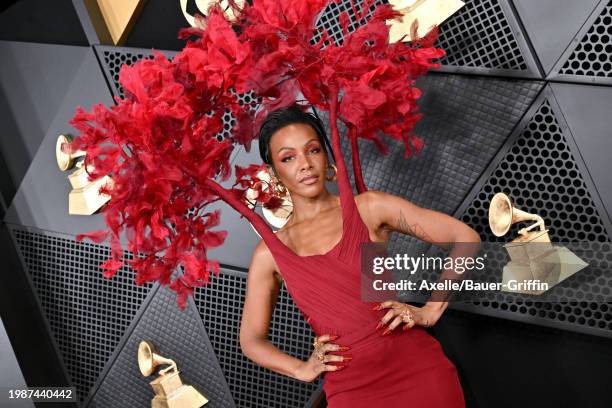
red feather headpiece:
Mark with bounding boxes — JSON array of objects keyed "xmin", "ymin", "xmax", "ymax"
[{"xmin": 69, "ymin": 0, "xmax": 445, "ymax": 308}]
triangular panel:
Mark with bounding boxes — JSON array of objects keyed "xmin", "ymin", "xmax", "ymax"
[
  {"xmin": 457, "ymin": 93, "xmax": 612, "ymax": 335},
  {"xmin": 10, "ymin": 226, "xmax": 154, "ymax": 403},
  {"xmin": 553, "ymin": 0, "xmax": 612, "ymax": 80},
  {"xmin": 87, "ymin": 285, "xmax": 235, "ymax": 407},
  {"xmin": 434, "ymin": 0, "xmax": 538, "ymax": 74},
  {"xmin": 97, "ymin": 0, "xmax": 146, "ymax": 45},
  {"xmin": 550, "ymin": 83, "xmax": 612, "ymax": 223},
  {"xmin": 345, "ymin": 74, "xmax": 543, "ymax": 214},
  {"xmin": 513, "ymin": 0, "xmax": 600, "ymax": 75},
  {"xmin": 459, "ymin": 97, "xmax": 610, "ymax": 242}
]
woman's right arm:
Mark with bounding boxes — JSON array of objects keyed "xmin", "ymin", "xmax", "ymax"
[
  {"xmin": 239, "ymin": 240, "xmax": 304, "ymax": 379},
  {"xmin": 239, "ymin": 241, "xmax": 349, "ymax": 382}
]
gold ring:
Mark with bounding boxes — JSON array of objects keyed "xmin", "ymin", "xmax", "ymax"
[
  {"xmin": 400, "ymin": 309, "xmax": 413, "ymax": 324},
  {"xmin": 316, "ymin": 351, "xmax": 325, "ymax": 362}
]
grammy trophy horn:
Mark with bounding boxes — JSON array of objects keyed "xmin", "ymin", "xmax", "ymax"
[
  {"xmin": 137, "ymin": 340, "xmax": 208, "ymax": 407},
  {"xmin": 138, "ymin": 340, "xmax": 177, "ymax": 377},
  {"xmin": 56, "ymin": 134, "xmax": 85, "ymax": 171},
  {"xmin": 488, "ymin": 192, "xmax": 546, "ymax": 240}
]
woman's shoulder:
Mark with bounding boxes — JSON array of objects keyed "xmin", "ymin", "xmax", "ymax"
[
  {"xmin": 354, "ymin": 190, "xmax": 387, "ymax": 215},
  {"xmin": 354, "ymin": 191, "xmax": 376, "ymax": 225},
  {"xmin": 355, "ymin": 189, "xmax": 389, "ymax": 204},
  {"xmin": 354, "ymin": 190, "xmax": 397, "ymax": 235},
  {"xmin": 252, "ymin": 240, "xmax": 283, "ymax": 283},
  {"xmin": 254, "ymin": 238, "xmax": 274, "ymax": 259}
]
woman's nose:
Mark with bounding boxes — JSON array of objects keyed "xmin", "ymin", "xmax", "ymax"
[{"xmin": 297, "ymin": 153, "xmax": 313, "ymax": 170}]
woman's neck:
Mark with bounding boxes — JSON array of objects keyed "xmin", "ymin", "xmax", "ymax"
[{"xmin": 286, "ymin": 189, "xmax": 340, "ymax": 225}]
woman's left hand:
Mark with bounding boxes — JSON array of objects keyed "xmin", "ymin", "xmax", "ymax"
[{"xmin": 373, "ymin": 300, "xmax": 443, "ymax": 335}]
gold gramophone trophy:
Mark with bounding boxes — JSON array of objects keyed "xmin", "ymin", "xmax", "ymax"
[
  {"xmin": 56, "ymin": 134, "xmax": 112, "ymax": 215},
  {"xmin": 137, "ymin": 340, "xmax": 208, "ymax": 408},
  {"xmin": 488, "ymin": 192, "xmax": 587, "ymax": 295},
  {"xmin": 387, "ymin": 0, "xmax": 465, "ymax": 43}
]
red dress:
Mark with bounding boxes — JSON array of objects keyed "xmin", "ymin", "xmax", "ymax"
[{"xmin": 261, "ymin": 153, "xmax": 466, "ymax": 407}]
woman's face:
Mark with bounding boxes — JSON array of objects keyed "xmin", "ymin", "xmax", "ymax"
[{"xmin": 268, "ymin": 123, "xmax": 329, "ymax": 197}]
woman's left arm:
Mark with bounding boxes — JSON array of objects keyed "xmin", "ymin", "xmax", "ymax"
[{"xmin": 363, "ymin": 190, "xmax": 481, "ymax": 333}]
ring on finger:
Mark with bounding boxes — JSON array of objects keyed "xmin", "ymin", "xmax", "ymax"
[
  {"xmin": 400, "ymin": 309, "xmax": 413, "ymax": 324},
  {"xmin": 316, "ymin": 351, "xmax": 325, "ymax": 362}
]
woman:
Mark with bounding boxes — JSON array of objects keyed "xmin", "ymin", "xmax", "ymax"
[{"xmin": 239, "ymin": 105, "xmax": 480, "ymax": 407}]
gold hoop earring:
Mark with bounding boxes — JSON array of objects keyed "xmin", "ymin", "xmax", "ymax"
[
  {"xmin": 273, "ymin": 178, "xmax": 288, "ymax": 197},
  {"xmin": 325, "ymin": 164, "xmax": 337, "ymax": 182},
  {"xmin": 267, "ymin": 167, "xmax": 287, "ymax": 198}
]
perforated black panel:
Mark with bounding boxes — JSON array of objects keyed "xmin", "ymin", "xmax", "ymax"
[
  {"xmin": 459, "ymin": 98, "xmax": 612, "ymax": 335},
  {"xmin": 312, "ymin": 0, "xmax": 385, "ymax": 47},
  {"xmin": 194, "ymin": 270, "xmax": 321, "ymax": 408},
  {"xmin": 559, "ymin": 0, "xmax": 612, "ymax": 77},
  {"xmin": 97, "ymin": 48, "xmax": 157, "ymax": 99},
  {"xmin": 9, "ymin": 225, "xmax": 153, "ymax": 403},
  {"xmin": 434, "ymin": 0, "xmax": 528, "ymax": 70},
  {"xmin": 87, "ymin": 285, "xmax": 235, "ymax": 408},
  {"xmin": 328, "ymin": 74, "xmax": 543, "ymax": 257},
  {"xmin": 312, "ymin": 0, "xmax": 531, "ymax": 72}
]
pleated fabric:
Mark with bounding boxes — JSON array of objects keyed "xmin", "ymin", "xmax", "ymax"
[{"xmin": 262, "ymin": 153, "xmax": 465, "ymax": 407}]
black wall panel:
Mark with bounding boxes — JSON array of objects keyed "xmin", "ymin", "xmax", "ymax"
[
  {"xmin": 512, "ymin": 0, "xmax": 601, "ymax": 75},
  {"xmin": 456, "ymin": 87, "xmax": 612, "ymax": 337},
  {"xmin": 1, "ymin": 0, "xmax": 612, "ymax": 407},
  {"xmin": 9, "ymin": 225, "xmax": 153, "ymax": 403},
  {"xmin": 194, "ymin": 271, "xmax": 321, "ymax": 408},
  {"xmin": 3, "ymin": 47, "xmax": 113, "ymax": 236},
  {"xmin": 550, "ymin": 83, "xmax": 612, "ymax": 221},
  {"xmin": 0, "ymin": 41, "xmax": 88, "ymax": 207},
  {"xmin": 549, "ymin": 0, "xmax": 612, "ymax": 84},
  {"xmin": 86, "ymin": 285, "xmax": 235, "ymax": 408},
  {"xmin": 0, "ymin": 0, "xmax": 87, "ymax": 46},
  {"xmin": 434, "ymin": 0, "xmax": 540, "ymax": 76},
  {"xmin": 0, "ymin": 318, "xmax": 35, "ymax": 408}
]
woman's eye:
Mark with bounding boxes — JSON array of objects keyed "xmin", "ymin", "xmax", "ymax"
[
  {"xmin": 280, "ymin": 156, "xmax": 294, "ymax": 162},
  {"xmin": 309, "ymin": 147, "xmax": 321, "ymax": 154}
]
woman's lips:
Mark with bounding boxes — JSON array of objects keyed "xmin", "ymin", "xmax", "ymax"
[{"xmin": 300, "ymin": 175, "xmax": 319, "ymax": 185}]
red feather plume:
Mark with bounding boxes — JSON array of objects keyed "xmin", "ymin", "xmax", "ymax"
[{"xmin": 70, "ymin": 0, "xmax": 444, "ymax": 308}]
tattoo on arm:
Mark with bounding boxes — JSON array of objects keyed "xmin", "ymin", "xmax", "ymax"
[{"xmin": 396, "ymin": 210, "xmax": 433, "ymax": 242}]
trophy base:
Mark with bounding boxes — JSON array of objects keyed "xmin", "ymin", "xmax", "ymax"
[
  {"xmin": 502, "ymin": 246, "xmax": 589, "ymax": 295},
  {"xmin": 151, "ymin": 385, "xmax": 208, "ymax": 408},
  {"xmin": 150, "ymin": 371, "xmax": 208, "ymax": 408},
  {"xmin": 68, "ymin": 175, "xmax": 111, "ymax": 215}
]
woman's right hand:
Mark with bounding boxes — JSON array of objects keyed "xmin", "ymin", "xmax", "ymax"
[{"xmin": 294, "ymin": 334, "xmax": 352, "ymax": 382}]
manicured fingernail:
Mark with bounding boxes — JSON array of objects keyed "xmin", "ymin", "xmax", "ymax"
[
  {"xmin": 329, "ymin": 335, "xmax": 339, "ymax": 340},
  {"xmin": 343, "ymin": 356, "xmax": 353, "ymax": 361},
  {"xmin": 338, "ymin": 346, "xmax": 351, "ymax": 351},
  {"xmin": 306, "ymin": 317, "xmax": 312, "ymax": 323},
  {"xmin": 375, "ymin": 321, "xmax": 385, "ymax": 330},
  {"xmin": 382, "ymin": 328, "xmax": 391, "ymax": 336},
  {"xmin": 371, "ymin": 304, "xmax": 381, "ymax": 310},
  {"xmin": 402, "ymin": 325, "xmax": 410, "ymax": 331},
  {"xmin": 335, "ymin": 365, "xmax": 346, "ymax": 371}
]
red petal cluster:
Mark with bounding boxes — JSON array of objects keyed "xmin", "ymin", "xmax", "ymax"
[{"xmin": 70, "ymin": 0, "xmax": 444, "ymax": 308}]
